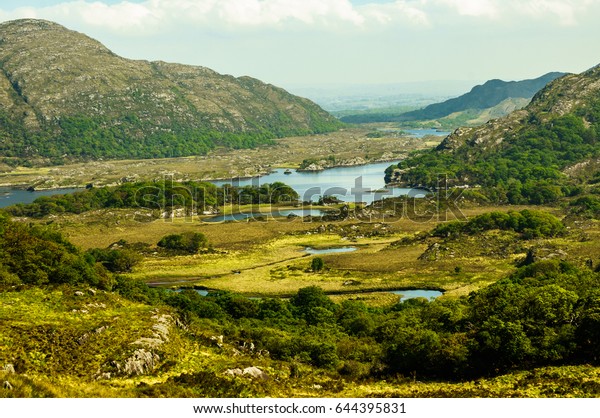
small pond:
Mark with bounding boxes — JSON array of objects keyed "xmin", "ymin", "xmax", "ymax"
[
  {"xmin": 391, "ymin": 289, "xmax": 444, "ymax": 302},
  {"xmin": 304, "ymin": 247, "xmax": 357, "ymax": 255}
]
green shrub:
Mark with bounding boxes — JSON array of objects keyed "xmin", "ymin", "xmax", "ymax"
[{"xmin": 157, "ymin": 232, "xmax": 208, "ymax": 254}]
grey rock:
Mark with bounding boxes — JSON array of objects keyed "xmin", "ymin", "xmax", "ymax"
[
  {"xmin": 243, "ymin": 366, "xmax": 268, "ymax": 380},
  {"xmin": 2, "ymin": 364, "xmax": 15, "ymax": 374},
  {"xmin": 225, "ymin": 368, "xmax": 243, "ymax": 377},
  {"xmin": 124, "ymin": 349, "xmax": 160, "ymax": 376}
]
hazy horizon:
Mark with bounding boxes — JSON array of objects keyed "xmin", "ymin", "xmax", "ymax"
[{"xmin": 1, "ymin": 1, "xmax": 598, "ymax": 93}]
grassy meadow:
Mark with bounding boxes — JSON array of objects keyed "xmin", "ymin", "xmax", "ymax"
[{"xmin": 49, "ymin": 203, "xmax": 597, "ymax": 300}]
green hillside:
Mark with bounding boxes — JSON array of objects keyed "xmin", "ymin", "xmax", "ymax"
[
  {"xmin": 385, "ymin": 65, "xmax": 600, "ymax": 204},
  {"xmin": 0, "ymin": 19, "xmax": 341, "ymax": 164},
  {"xmin": 341, "ymin": 73, "xmax": 565, "ymax": 126}
]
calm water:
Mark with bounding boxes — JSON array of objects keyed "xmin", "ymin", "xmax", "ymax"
[
  {"xmin": 391, "ymin": 289, "xmax": 443, "ymax": 302},
  {"xmin": 403, "ymin": 128, "xmax": 451, "ymax": 138},
  {"xmin": 203, "ymin": 209, "xmax": 326, "ymax": 222},
  {"xmin": 212, "ymin": 162, "xmax": 427, "ymax": 204},
  {"xmin": 1, "ymin": 162, "xmax": 424, "ymax": 207},
  {"xmin": 187, "ymin": 288, "xmax": 442, "ymax": 302},
  {"xmin": 0, "ymin": 187, "xmax": 83, "ymax": 208},
  {"xmin": 305, "ymin": 247, "xmax": 357, "ymax": 255}
]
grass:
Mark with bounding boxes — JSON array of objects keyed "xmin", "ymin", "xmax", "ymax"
[
  {"xmin": 41, "ymin": 204, "xmax": 599, "ymax": 301},
  {"xmin": 1, "ymin": 208, "xmax": 599, "ymax": 397},
  {"xmin": 2, "ymin": 286, "xmax": 599, "ymax": 398}
]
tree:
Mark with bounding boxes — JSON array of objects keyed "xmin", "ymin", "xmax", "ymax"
[
  {"xmin": 310, "ymin": 257, "xmax": 324, "ymax": 272},
  {"xmin": 157, "ymin": 232, "xmax": 208, "ymax": 254},
  {"xmin": 290, "ymin": 286, "xmax": 335, "ymax": 319}
]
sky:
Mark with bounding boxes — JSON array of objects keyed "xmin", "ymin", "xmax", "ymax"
[{"xmin": 0, "ymin": 0, "xmax": 599, "ymax": 92}]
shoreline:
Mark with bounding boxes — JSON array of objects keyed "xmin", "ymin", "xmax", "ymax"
[
  {"xmin": 151, "ymin": 282, "xmax": 446, "ymax": 299},
  {"xmin": 0, "ymin": 157, "xmax": 403, "ymax": 191}
]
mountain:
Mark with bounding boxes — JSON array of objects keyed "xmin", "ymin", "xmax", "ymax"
[
  {"xmin": 399, "ymin": 72, "xmax": 567, "ymax": 121},
  {"xmin": 340, "ymin": 73, "xmax": 566, "ymax": 125},
  {"xmin": 0, "ymin": 19, "xmax": 341, "ymax": 163},
  {"xmin": 386, "ymin": 65, "xmax": 600, "ymax": 204}
]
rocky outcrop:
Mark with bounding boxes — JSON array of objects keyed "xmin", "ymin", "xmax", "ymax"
[
  {"xmin": 225, "ymin": 366, "xmax": 268, "ymax": 380},
  {"xmin": 2, "ymin": 364, "xmax": 15, "ymax": 374},
  {"xmin": 94, "ymin": 313, "xmax": 174, "ymax": 379},
  {"xmin": 124, "ymin": 349, "xmax": 161, "ymax": 376}
]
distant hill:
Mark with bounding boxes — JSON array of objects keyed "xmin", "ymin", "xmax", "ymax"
[
  {"xmin": 341, "ymin": 73, "xmax": 566, "ymax": 125},
  {"xmin": 385, "ymin": 65, "xmax": 600, "ymax": 204},
  {"xmin": 0, "ymin": 19, "xmax": 341, "ymax": 163}
]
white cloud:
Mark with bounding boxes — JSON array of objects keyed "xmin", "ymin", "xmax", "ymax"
[
  {"xmin": 2, "ymin": 0, "xmax": 596, "ymax": 35},
  {"xmin": 1, "ymin": 0, "xmax": 599, "ymax": 86},
  {"xmin": 0, "ymin": 0, "xmax": 426, "ymax": 34},
  {"xmin": 507, "ymin": 0, "xmax": 588, "ymax": 26},
  {"xmin": 359, "ymin": 1, "xmax": 430, "ymax": 27},
  {"xmin": 437, "ymin": 0, "xmax": 499, "ymax": 18}
]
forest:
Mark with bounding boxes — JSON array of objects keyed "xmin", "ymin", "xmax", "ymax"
[
  {"xmin": 385, "ymin": 110, "xmax": 600, "ymax": 205},
  {"xmin": 4, "ymin": 181, "xmax": 299, "ymax": 218}
]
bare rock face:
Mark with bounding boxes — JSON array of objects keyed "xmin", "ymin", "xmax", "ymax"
[{"xmin": 96, "ymin": 313, "xmax": 174, "ymax": 378}]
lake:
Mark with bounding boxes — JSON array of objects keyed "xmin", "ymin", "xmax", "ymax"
[
  {"xmin": 212, "ymin": 161, "xmax": 427, "ymax": 204},
  {"xmin": 0, "ymin": 187, "xmax": 83, "ymax": 208},
  {"xmin": 0, "ymin": 161, "xmax": 426, "ymax": 208},
  {"xmin": 185, "ymin": 287, "xmax": 442, "ymax": 302},
  {"xmin": 203, "ymin": 208, "xmax": 327, "ymax": 222},
  {"xmin": 403, "ymin": 128, "xmax": 451, "ymax": 138}
]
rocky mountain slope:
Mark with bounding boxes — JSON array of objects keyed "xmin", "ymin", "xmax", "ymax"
[
  {"xmin": 399, "ymin": 72, "xmax": 566, "ymax": 122},
  {"xmin": 437, "ymin": 66, "xmax": 600, "ymax": 153},
  {"xmin": 341, "ymin": 73, "xmax": 565, "ymax": 126},
  {"xmin": 0, "ymin": 19, "xmax": 341, "ymax": 163},
  {"xmin": 386, "ymin": 65, "xmax": 600, "ymax": 204}
]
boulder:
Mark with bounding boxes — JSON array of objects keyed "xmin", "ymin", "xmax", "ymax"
[
  {"xmin": 2, "ymin": 364, "xmax": 15, "ymax": 374},
  {"xmin": 243, "ymin": 366, "xmax": 268, "ymax": 380},
  {"xmin": 124, "ymin": 349, "xmax": 160, "ymax": 376},
  {"xmin": 225, "ymin": 368, "xmax": 243, "ymax": 377}
]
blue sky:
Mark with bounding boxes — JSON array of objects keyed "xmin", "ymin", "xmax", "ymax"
[{"xmin": 1, "ymin": 1, "xmax": 599, "ymax": 90}]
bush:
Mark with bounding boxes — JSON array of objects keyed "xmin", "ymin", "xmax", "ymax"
[
  {"xmin": 87, "ymin": 247, "xmax": 142, "ymax": 273},
  {"xmin": 290, "ymin": 286, "xmax": 335, "ymax": 319},
  {"xmin": 157, "ymin": 232, "xmax": 208, "ymax": 254},
  {"xmin": 431, "ymin": 209, "xmax": 565, "ymax": 239},
  {"xmin": 0, "ymin": 216, "xmax": 102, "ymax": 287},
  {"xmin": 310, "ymin": 257, "xmax": 324, "ymax": 272}
]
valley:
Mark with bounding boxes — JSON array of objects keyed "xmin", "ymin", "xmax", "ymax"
[
  {"xmin": 1, "ymin": 17, "xmax": 600, "ymax": 402},
  {"xmin": 0, "ymin": 127, "xmax": 441, "ymax": 190}
]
